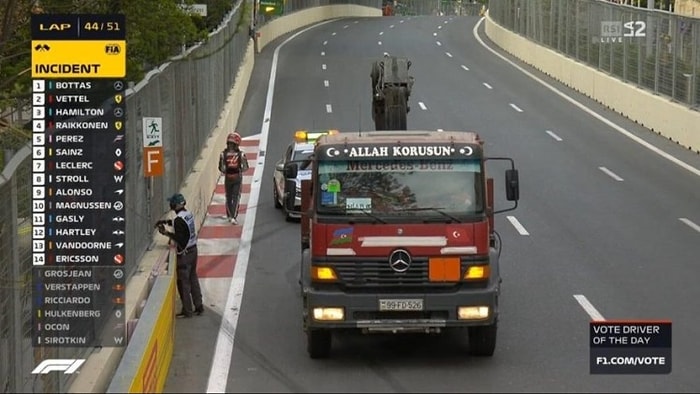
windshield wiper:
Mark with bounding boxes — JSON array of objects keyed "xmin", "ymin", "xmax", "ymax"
[{"xmin": 395, "ymin": 207, "xmax": 462, "ymax": 223}]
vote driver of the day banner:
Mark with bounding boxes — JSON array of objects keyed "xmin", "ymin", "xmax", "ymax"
[{"xmin": 590, "ymin": 321, "xmax": 672, "ymax": 374}]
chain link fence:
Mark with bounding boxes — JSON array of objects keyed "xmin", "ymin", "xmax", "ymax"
[
  {"xmin": 488, "ymin": 0, "xmax": 700, "ymax": 108},
  {"xmin": 122, "ymin": 0, "xmax": 250, "ymax": 281},
  {"xmin": 0, "ymin": 0, "xmax": 251, "ymax": 392},
  {"xmin": 388, "ymin": 0, "xmax": 484, "ymax": 16}
]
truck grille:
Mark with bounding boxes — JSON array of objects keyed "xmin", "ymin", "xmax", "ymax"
[{"xmin": 332, "ymin": 259, "xmax": 452, "ymax": 287}]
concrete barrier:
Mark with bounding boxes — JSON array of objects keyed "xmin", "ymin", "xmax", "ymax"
[
  {"xmin": 257, "ymin": 5, "xmax": 382, "ymax": 52},
  {"xmin": 485, "ymin": 14, "xmax": 700, "ymax": 154}
]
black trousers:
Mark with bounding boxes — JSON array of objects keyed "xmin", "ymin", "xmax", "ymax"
[
  {"xmin": 224, "ymin": 175, "xmax": 242, "ymax": 219},
  {"xmin": 176, "ymin": 247, "xmax": 203, "ymax": 315}
]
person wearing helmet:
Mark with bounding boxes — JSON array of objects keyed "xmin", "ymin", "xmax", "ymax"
[
  {"xmin": 218, "ymin": 131, "xmax": 249, "ymax": 225},
  {"xmin": 158, "ymin": 193, "xmax": 204, "ymax": 318}
]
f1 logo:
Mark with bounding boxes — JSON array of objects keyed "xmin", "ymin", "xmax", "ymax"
[{"xmin": 32, "ymin": 359, "xmax": 85, "ymax": 374}]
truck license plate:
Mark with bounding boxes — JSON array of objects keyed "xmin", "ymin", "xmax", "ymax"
[{"xmin": 379, "ymin": 299, "xmax": 424, "ymax": 311}]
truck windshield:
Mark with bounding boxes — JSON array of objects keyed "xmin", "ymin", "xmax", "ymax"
[{"xmin": 316, "ymin": 159, "xmax": 483, "ymax": 216}]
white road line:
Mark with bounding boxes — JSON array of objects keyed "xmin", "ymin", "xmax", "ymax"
[
  {"xmin": 206, "ymin": 19, "xmax": 338, "ymax": 394},
  {"xmin": 461, "ymin": 65, "xmax": 469, "ymax": 71},
  {"xmin": 326, "ymin": 104, "xmax": 332, "ymax": 113},
  {"xmin": 321, "ymin": 51, "xmax": 325, "ymax": 56},
  {"xmin": 482, "ymin": 82, "xmax": 492, "ymax": 89},
  {"xmin": 573, "ymin": 295, "xmax": 606, "ymax": 321},
  {"xmin": 438, "ymin": 25, "xmax": 442, "ymax": 29},
  {"xmin": 545, "ymin": 130, "xmax": 562, "ymax": 141},
  {"xmin": 379, "ymin": 31, "xmax": 384, "ymax": 35},
  {"xmin": 354, "ymin": 20, "xmax": 358, "ymax": 24},
  {"xmin": 418, "ymin": 102, "xmax": 428, "ymax": 111},
  {"xmin": 436, "ymin": 41, "xmax": 442, "ymax": 46},
  {"xmin": 390, "ymin": 24, "xmax": 395, "ymax": 28},
  {"xmin": 679, "ymin": 217, "xmax": 700, "ymax": 233},
  {"xmin": 437, "ymin": 128, "xmax": 444, "ymax": 132},
  {"xmin": 343, "ymin": 25, "xmax": 348, "ymax": 29},
  {"xmin": 445, "ymin": 52, "xmax": 452, "ymax": 58},
  {"xmin": 506, "ymin": 216, "xmax": 529, "ymax": 235},
  {"xmin": 599, "ymin": 166, "xmax": 624, "ymax": 181},
  {"xmin": 322, "ymin": 64, "xmax": 326, "ymax": 70},
  {"xmin": 332, "ymin": 32, "xmax": 336, "ymax": 36},
  {"xmin": 323, "ymin": 80, "xmax": 329, "ymax": 87},
  {"xmin": 509, "ymin": 103, "xmax": 523, "ymax": 112},
  {"xmin": 444, "ymin": 20, "xmax": 448, "ymax": 24},
  {"xmin": 433, "ymin": 32, "xmax": 437, "ymax": 36},
  {"xmin": 378, "ymin": 41, "xmax": 382, "ymax": 46},
  {"xmin": 323, "ymin": 40, "xmax": 327, "ymax": 45},
  {"xmin": 473, "ymin": 18, "xmax": 700, "ymax": 179},
  {"xmin": 400, "ymin": 20, "xmax": 404, "ymax": 23}
]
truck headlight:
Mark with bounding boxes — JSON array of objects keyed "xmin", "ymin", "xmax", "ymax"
[
  {"xmin": 458, "ymin": 306, "xmax": 490, "ymax": 320},
  {"xmin": 313, "ymin": 307, "xmax": 344, "ymax": 321}
]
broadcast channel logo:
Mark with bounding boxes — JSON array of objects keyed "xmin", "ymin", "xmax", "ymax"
[
  {"xmin": 598, "ymin": 20, "xmax": 647, "ymax": 43},
  {"xmin": 31, "ymin": 359, "xmax": 86, "ymax": 374}
]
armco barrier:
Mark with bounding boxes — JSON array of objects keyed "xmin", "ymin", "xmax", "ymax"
[
  {"xmin": 257, "ymin": 4, "xmax": 382, "ymax": 52},
  {"xmin": 484, "ymin": 13, "xmax": 700, "ymax": 153}
]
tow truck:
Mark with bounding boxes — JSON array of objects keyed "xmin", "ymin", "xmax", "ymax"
[
  {"xmin": 283, "ymin": 130, "xmax": 520, "ymax": 358},
  {"xmin": 370, "ymin": 54, "xmax": 414, "ymax": 130}
]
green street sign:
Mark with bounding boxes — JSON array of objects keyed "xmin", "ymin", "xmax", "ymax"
[{"xmin": 260, "ymin": 0, "xmax": 284, "ymax": 15}]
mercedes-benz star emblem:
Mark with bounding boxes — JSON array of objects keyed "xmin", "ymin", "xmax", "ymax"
[{"xmin": 389, "ymin": 249, "xmax": 411, "ymax": 273}]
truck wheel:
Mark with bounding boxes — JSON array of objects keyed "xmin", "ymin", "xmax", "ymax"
[
  {"xmin": 468, "ymin": 323, "xmax": 497, "ymax": 356},
  {"xmin": 307, "ymin": 329, "xmax": 331, "ymax": 359}
]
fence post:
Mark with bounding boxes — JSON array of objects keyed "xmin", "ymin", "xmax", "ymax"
[{"xmin": 10, "ymin": 170, "xmax": 21, "ymax": 392}]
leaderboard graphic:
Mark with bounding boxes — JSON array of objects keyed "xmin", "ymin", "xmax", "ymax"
[{"xmin": 31, "ymin": 14, "xmax": 127, "ymax": 348}]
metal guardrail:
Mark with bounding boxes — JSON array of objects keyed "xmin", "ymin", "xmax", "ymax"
[{"xmin": 488, "ymin": 0, "xmax": 700, "ymax": 109}]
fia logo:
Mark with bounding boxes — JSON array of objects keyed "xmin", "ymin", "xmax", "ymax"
[{"xmin": 105, "ymin": 44, "xmax": 121, "ymax": 54}]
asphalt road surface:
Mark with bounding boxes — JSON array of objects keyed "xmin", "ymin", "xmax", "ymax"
[{"xmin": 203, "ymin": 15, "xmax": 700, "ymax": 393}]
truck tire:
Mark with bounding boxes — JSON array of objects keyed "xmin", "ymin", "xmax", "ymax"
[
  {"xmin": 307, "ymin": 329, "xmax": 331, "ymax": 359},
  {"xmin": 468, "ymin": 323, "xmax": 497, "ymax": 356}
]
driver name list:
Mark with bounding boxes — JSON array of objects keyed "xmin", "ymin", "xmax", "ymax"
[{"xmin": 31, "ymin": 14, "xmax": 127, "ymax": 348}]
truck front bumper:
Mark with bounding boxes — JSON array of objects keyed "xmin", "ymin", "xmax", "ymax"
[{"xmin": 304, "ymin": 286, "xmax": 498, "ymax": 333}]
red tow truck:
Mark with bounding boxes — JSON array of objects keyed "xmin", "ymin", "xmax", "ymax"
[{"xmin": 282, "ymin": 130, "xmax": 519, "ymax": 358}]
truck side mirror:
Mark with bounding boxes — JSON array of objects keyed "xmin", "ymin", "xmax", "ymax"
[
  {"xmin": 284, "ymin": 180, "xmax": 297, "ymax": 212},
  {"xmin": 505, "ymin": 169, "xmax": 519, "ymax": 201},
  {"xmin": 284, "ymin": 163, "xmax": 298, "ymax": 179}
]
